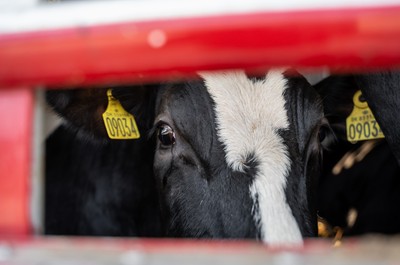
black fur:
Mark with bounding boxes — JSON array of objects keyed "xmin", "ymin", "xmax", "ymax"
[
  {"xmin": 357, "ymin": 71, "xmax": 400, "ymax": 166},
  {"xmin": 45, "ymin": 124, "xmax": 161, "ymax": 236},
  {"xmin": 281, "ymin": 71, "xmax": 326, "ymax": 237}
]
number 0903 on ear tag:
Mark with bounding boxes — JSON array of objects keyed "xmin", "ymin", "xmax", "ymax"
[
  {"xmin": 102, "ymin": 89, "xmax": 140, "ymax": 140},
  {"xmin": 346, "ymin": 90, "xmax": 384, "ymax": 142}
]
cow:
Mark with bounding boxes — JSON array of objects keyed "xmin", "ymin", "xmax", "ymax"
[
  {"xmin": 46, "ymin": 69, "xmax": 332, "ymax": 245},
  {"xmin": 315, "ymin": 73, "xmax": 400, "ymax": 236},
  {"xmin": 45, "ymin": 123, "xmax": 162, "ymax": 237}
]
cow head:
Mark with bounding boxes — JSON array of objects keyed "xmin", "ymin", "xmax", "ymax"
[{"xmin": 47, "ymin": 69, "xmax": 329, "ymax": 245}]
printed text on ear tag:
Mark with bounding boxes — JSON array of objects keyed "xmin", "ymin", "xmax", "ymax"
[
  {"xmin": 346, "ymin": 90, "xmax": 384, "ymax": 142},
  {"xmin": 102, "ymin": 89, "xmax": 140, "ymax": 140}
]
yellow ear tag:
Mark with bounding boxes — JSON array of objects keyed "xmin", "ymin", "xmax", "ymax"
[
  {"xmin": 102, "ymin": 89, "xmax": 140, "ymax": 140},
  {"xmin": 346, "ymin": 90, "xmax": 384, "ymax": 142}
]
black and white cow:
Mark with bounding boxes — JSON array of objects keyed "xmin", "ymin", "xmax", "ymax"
[
  {"xmin": 45, "ymin": 123, "xmax": 162, "ymax": 237},
  {"xmin": 46, "ymin": 69, "xmax": 330, "ymax": 245},
  {"xmin": 315, "ymin": 72, "xmax": 400, "ymax": 236}
]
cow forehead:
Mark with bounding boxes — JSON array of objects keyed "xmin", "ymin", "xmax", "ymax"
[
  {"xmin": 200, "ymin": 70, "xmax": 303, "ymax": 245},
  {"xmin": 199, "ymin": 70, "xmax": 289, "ymax": 171}
]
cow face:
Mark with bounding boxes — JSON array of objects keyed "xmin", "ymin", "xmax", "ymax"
[{"xmin": 47, "ymin": 69, "xmax": 327, "ymax": 245}]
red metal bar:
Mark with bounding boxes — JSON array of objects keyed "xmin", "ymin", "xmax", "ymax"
[
  {"xmin": 1, "ymin": 6, "xmax": 400, "ymax": 88},
  {"xmin": 0, "ymin": 88, "xmax": 33, "ymax": 236},
  {"xmin": 0, "ymin": 236, "xmax": 399, "ymax": 264}
]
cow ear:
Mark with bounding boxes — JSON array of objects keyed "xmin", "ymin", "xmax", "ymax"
[
  {"xmin": 46, "ymin": 84, "xmax": 158, "ymax": 140},
  {"xmin": 313, "ymin": 75, "xmax": 358, "ymax": 141}
]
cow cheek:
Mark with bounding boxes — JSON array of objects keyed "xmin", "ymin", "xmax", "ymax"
[{"xmin": 153, "ymin": 148, "xmax": 174, "ymax": 189}]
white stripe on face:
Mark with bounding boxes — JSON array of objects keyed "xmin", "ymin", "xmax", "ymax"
[{"xmin": 200, "ymin": 70, "xmax": 303, "ymax": 245}]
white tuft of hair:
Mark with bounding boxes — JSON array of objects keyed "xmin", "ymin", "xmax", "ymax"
[{"xmin": 200, "ymin": 70, "xmax": 303, "ymax": 246}]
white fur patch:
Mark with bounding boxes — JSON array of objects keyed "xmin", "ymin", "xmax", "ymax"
[{"xmin": 200, "ymin": 70, "xmax": 303, "ymax": 245}]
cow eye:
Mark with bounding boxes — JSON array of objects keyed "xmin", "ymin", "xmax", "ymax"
[
  {"xmin": 319, "ymin": 127, "xmax": 327, "ymax": 143},
  {"xmin": 318, "ymin": 124, "xmax": 334, "ymax": 149},
  {"xmin": 157, "ymin": 124, "xmax": 176, "ymax": 146}
]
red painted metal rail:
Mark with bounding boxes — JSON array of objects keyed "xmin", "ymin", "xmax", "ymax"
[
  {"xmin": 0, "ymin": 88, "xmax": 33, "ymax": 236},
  {"xmin": 1, "ymin": 5, "xmax": 400, "ymax": 88},
  {"xmin": 0, "ymin": 236, "xmax": 400, "ymax": 264}
]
